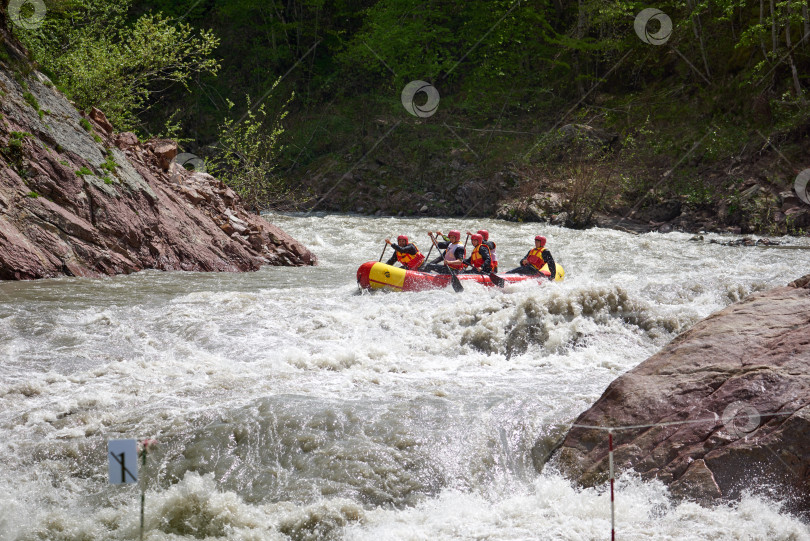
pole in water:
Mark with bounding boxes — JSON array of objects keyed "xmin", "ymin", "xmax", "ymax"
[
  {"xmin": 140, "ymin": 449, "xmax": 146, "ymax": 541},
  {"xmin": 609, "ymin": 430, "xmax": 615, "ymax": 541},
  {"xmin": 139, "ymin": 439, "xmax": 157, "ymax": 541}
]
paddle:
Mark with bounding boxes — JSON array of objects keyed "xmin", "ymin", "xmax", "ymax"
[
  {"xmin": 378, "ymin": 241, "xmax": 388, "ymax": 262},
  {"xmin": 428, "ymin": 233, "xmax": 463, "ymax": 293},
  {"xmin": 465, "ymin": 264, "xmax": 504, "ymax": 287},
  {"xmin": 420, "ymin": 237, "xmax": 434, "ymax": 270},
  {"xmin": 482, "ymin": 267, "xmax": 505, "ymax": 288}
]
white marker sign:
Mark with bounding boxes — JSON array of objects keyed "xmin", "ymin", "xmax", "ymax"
[{"xmin": 108, "ymin": 439, "xmax": 138, "ymax": 484}]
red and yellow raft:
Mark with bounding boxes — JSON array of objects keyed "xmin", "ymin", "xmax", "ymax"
[{"xmin": 356, "ymin": 261, "xmax": 565, "ymax": 292}]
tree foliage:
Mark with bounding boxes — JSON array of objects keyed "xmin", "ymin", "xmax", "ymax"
[
  {"xmin": 209, "ymin": 87, "xmax": 300, "ymax": 211},
  {"xmin": 7, "ymin": 0, "xmax": 810, "ymax": 216},
  {"xmin": 15, "ymin": 0, "xmax": 220, "ymax": 130}
]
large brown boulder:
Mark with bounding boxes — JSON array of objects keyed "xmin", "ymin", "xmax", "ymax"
[
  {"xmin": 551, "ymin": 274, "xmax": 810, "ymax": 511},
  {"xmin": 0, "ymin": 45, "xmax": 315, "ymax": 279},
  {"xmin": 495, "ymin": 192, "xmax": 568, "ymax": 223}
]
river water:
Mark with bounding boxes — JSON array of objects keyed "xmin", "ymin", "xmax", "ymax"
[{"xmin": 1, "ymin": 214, "xmax": 808, "ymax": 540}]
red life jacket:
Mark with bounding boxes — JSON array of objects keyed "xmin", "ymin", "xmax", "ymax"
[
  {"xmin": 526, "ymin": 247, "xmax": 550, "ymax": 275},
  {"xmin": 396, "ymin": 243, "xmax": 426, "ymax": 270}
]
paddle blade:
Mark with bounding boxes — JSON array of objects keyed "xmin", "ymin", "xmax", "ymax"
[
  {"xmin": 451, "ymin": 274, "xmax": 464, "ymax": 293},
  {"xmin": 490, "ymin": 273, "xmax": 505, "ymax": 288}
]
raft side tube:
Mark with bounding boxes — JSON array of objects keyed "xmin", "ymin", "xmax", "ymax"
[
  {"xmin": 357, "ymin": 261, "xmax": 374, "ymax": 289},
  {"xmin": 538, "ymin": 262, "xmax": 565, "ymax": 281},
  {"xmin": 357, "ymin": 262, "xmax": 563, "ymax": 292}
]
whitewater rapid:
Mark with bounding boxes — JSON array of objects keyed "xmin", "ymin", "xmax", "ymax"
[{"xmin": 0, "ymin": 214, "xmax": 808, "ymax": 540}]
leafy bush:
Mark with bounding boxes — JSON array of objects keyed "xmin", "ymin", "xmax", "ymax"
[
  {"xmin": 8, "ymin": 131, "xmax": 31, "ymax": 144},
  {"xmin": 15, "ymin": 0, "xmax": 220, "ymax": 131},
  {"xmin": 2, "ymin": 132, "xmax": 31, "ymax": 166},
  {"xmin": 209, "ymin": 88, "xmax": 301, "ymax": 211},
  {"xmin": 22, "ymin": 91, "xmax": 39, "ymax": 111},
  {"xmin": 100, "ymin": 150, "xmax": 117, "ymax": 173}
]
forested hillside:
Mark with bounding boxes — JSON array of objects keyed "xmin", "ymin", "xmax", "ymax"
[{"xmin": 5, "ymin": 0, "xmax": 810, "ymax": 233}]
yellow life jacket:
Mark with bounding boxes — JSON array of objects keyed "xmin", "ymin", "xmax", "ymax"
[
  {"xmin": 396, "ymin": 243, "xmax": 426, "ymax": 270},
  {"xmin": 470, "ymin": 244, "xmax": 488, "ymax": 269}
]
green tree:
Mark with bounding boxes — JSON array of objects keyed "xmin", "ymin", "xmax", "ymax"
[{"xmin": 15, "ymin": 0, "xmax": 220, "ymax": 130}]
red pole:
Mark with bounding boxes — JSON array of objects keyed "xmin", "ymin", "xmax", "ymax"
[{"xmin": 609, "ymin": 430, "xmax": 615, "ymax": 541}]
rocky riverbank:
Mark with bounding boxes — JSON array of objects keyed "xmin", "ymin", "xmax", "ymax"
[
  {"xmin": 548, "ymin": 273, "xmax": 810, "ymax": 513},
  {"xmin": 0, "ymin": 26, "xmax": 314, "ymax": 280},
  {"xmin": 293, "ymin": 108, "xmax": 810, "ymax": 236}
]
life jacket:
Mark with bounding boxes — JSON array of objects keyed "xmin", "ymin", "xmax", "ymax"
[
  {"xmin": 396, "ymin": 243, "xmax": 425, "ymax": 270},
  {"xmin": 487, "ymin": 241, "xmax": 498, "ymax": 271},
  {"xmin": 470, "ymin": 244, "xmax": 489, "ymax": 269},
  {"xmin": 526, "ymin": 247, "xmax": 551, "ymax": 276},
  {"xmin": 443, "ymin": 242, "xmax": 466, "ymax": 270}
]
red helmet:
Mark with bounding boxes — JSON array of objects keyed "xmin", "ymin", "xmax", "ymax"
[
  {"xmin": 397, "ymin": 235, "xmax": 408, "ymax": 244},
  {"xmin": 471, "ymin": 233, "xmax": 483, "ymax": 244},
  {"xmin": 477, "ymin": 229, "xmax": 489, "ymax": 241},
  {"xmin": 448, "ymin": 230, "xmax": 461, "ymax": 241},
  {"xmin": 534, "ymin": 235, "xmax": 547, "ymax": 247}
]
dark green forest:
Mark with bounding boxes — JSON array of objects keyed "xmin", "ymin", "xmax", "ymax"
[{"xmin": 7, "ymin": 0, "xmax": 810, "ymax": 232}]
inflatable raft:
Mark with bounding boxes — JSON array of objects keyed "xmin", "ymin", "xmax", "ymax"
[{"xmin": 357, "ymin": 261, "xmax": 564, "ymax": 292}]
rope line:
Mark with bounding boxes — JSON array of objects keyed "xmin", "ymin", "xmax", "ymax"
[{"xmin": 569, "ymin": 408, "xmax": 799, "ymax": 432}]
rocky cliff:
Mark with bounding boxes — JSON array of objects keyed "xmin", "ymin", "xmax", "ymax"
[
  {"xmin": 0, "ymin": 27, "xmax": 314, "ymax": 280},
  {"xmin": 551, "ymin": 274, "xmax": 810, "ymax": 512}
]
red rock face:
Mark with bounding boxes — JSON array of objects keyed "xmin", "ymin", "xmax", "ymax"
[
  {"xmin": 553, "ymin": 274, "xmax": 810, "ymax": 512},
  {"xmin": 0, "ymin": 56, "xmax": 315, "ymax": 280}
]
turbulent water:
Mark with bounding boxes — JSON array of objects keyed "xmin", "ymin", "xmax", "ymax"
[{"xmin": 1, "ymin": 214, "xmax": 809, "ymax": 540}]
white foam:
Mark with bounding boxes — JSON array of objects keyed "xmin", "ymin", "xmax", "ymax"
[{"xmin": 2, "ymin": 215, "xmax": 808, "ymax": 539}]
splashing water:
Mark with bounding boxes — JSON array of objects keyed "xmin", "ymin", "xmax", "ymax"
[{"xmin": 1, "ymin": 214, "xmax": 808, "ymax": 540}]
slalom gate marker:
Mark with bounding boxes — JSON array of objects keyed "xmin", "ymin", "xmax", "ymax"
[
  {"xmin": 108, "ymin": 438, "xmax": 157, "ymax": 541},
  {"xmin": 568, "ymin": 403, "xmax": 803, "ymax": 540},
  {"xmin": 108, "ymin": 440, "xmax": 138, "ymax": 484},
  {"xmin": 608, "ymin": 430, "xmax": 615, "ymax": 541}
]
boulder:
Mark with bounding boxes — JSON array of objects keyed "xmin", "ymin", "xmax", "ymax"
[
  {"xmin": 0, "ymin": 60, "xmax": 316, "ymax": 280},
  {"xmin": 115, "ymin": 132, "xmax": 139, "ymax": 149},
  {"xmin": 779, "ymin": 191, "xmax": 801, "ymax": 211},
  {"xmin": 531, "ymin": 192, "xmax": 566, "ymax": 214},
  {"xmin": 551, "ymin": 211, "xmax": 569, "ymax": 226},
  {"xmin": 551, "ymin": 274, "xmax": 810, "ymax": 511},
  {"xmin": 496, "ymin": 192, "xmax": 567, "ymax": 222},
  {"xmin": 785, "ymin": 208, "xmax": 810, "ymax": 229},
  {"xmin": 88, "ymin": 107, "xmax": 114, "ymax": 134},
  {"xmin": 153, "ymin": 141, "xmax": 178, "ymax": 172},
  {"xmin": 634, "ymin": 200, "xmax": 682, "ymax": 223}
]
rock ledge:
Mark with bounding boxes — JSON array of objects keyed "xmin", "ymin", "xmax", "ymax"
[
  {"xmin": 0, "ymin": 57, "xmax": 314, "ymax": 279},
  {"xmin": 551, "ymin": 274, "xmax": 810, "ymax": 511}
]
